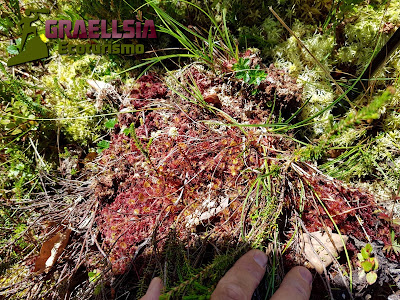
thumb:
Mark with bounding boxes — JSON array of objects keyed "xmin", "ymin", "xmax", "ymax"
[
  {"xmin": 211, "ymin": 250, "xmax": 268, "ymax": 300},
  {"xmin": 140, "ymin": 277, "xmax": 163, "ymax": 300},
  {"xmin": 270, "ymin": 266, "xmax": 313, "ymax": 300}
]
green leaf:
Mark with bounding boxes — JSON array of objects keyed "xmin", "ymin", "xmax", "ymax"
[
  {"xmin": 244, "ymin": 72, "xmax": 250, "ymax": 83},
  {"xmin": 97, "ymin": 140, "xmax": 110, "ymax": 153},
  {"xmin": 365, "ymin": 243, "xmax": 373, "ymax": 254},
  {"xmin": 361, "ymin": 247, "xmax": 369, "ymax": 260},
  {"xmin": 0, "ymin": 119, "xmax": 10, "ymax": 125},
  {"xmin": 233, "ymin": 58, "xmax": 266, "ymax": 86},
  {"xmin": 123, "ymin": 128, "xmax": 130, "ymax": 136},
  {"xmin": 373, "ymin": 257, "xmax": 379, "ymax": 270},
  {"xmin": 11, "ymin": 128, "xmax": 22, "ymax": 135},
  {"xmin": 88, "ymin": 270, "xmax": 101, "ymax": 282},
  {"xmin": 7, "ymin": 45, "xmax": 19, "ymax": 55},
  {"xmin": 366, "ymin": 271, "xmax": 377, "ymax": 285},
  {"xmin": 105, "ymin": 118, "xmax": 117, "ymax": 129},
  {"xmin": 361, "ymin": 260, "xmax": 373, "ymax": 272}
]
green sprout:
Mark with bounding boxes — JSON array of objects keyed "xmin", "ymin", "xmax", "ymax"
[
  {"xmin": 232, "ymin": 57, "xmax": 267, "ymax": 86},
  {"xmin": 357, "ymin": 243, "xmax": 379, "ymax": 285}
]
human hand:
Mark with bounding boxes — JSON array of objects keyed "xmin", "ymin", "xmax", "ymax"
[{"xmin": 140, "ymin": 249, "xmax": 313, "ymax": 300}]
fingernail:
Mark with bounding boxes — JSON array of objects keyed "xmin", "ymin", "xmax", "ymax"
[
  {"xmin": 253, "ymin": 251, "xmax": 268, "ymax": 268},
  {"xmin": 299, "ymin": 267, "xmax": 313, "ymax": 286}
]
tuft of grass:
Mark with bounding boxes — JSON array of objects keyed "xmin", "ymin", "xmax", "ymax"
[{"xmin": 119, "ymin": 0, "xmax": 238, "ymax": 76}]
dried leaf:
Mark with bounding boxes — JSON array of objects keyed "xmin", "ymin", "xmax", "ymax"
[
  {"xmin": 327, "ymin": 149, "xmax": 344, "ymax": 158},
  {"xmin": 33, "ymin": 228, "xmax": 71, "ymax": 274},
  {"xmin": 300, "ymin": 229, "xmax": 348, "ymax": 274},
  {"xmin": 83, "ymin": 152, "xmax": 97, "ymax": 163},
  {"xmin": 204, "ymin": 94, "xmax": 222, "ymax": 108}
]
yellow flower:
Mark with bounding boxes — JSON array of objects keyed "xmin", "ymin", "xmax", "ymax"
[{"xmin": 39, "ymin": 33, "xmax": 49, "ymax": 43}]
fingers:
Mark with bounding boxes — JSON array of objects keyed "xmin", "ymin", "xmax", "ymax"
[
  {"xmin": 270, "ymin": 266, "xmax": 313, "ymax": 300},
  {"xmin": 140, "ymin": 277, "xmax": 163, "ymax": 300},
  {"xmin": 211, "ymin": 249, "xmax": 268, "ymax": 300},
  {"xmin": 139, "ymin": 254, "xmax": 312, "ymax": 300}
]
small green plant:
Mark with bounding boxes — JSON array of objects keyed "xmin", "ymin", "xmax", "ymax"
[
  {"xmin": 105, "ymin": 118, "xmax": 117, "ymax": 129},
  {"xmin": 121, "ymin": 0, "xmax": 238, "ymax": 76},
  {"xmin": 96, "ymin": 140, "xmax": 110, "ymax": 153},
  {"xmin": 383, "ymin": 230, "xmax": 400, "ymax": 256},
  {"xmin": 123, "ymin": 123, "xmax": 155, "ymax": 168},
  {"xmin": 88, "ymin": 269, "xmax": 103, "ymax": 295},
  {"xmin": 232, "ymin": 57, "xmax": 266, "ymax": 86},
  {"xmin": 70, "ymin": 168, "xmax": 77, "ymax": 176},
  {"xmin": 357, "ymin": 243, "xmax": 379, "ymax": 285},
  {"xmin": 59, "ymin": 147, "xmax": 72, "ymax": 159},
  {"xmin": 95, "ymin": 119, "xmax": 117, "ymax": 153},
  {"xmin": 6, "ymin": 38, "xmax": 21, "ymax": 55}
]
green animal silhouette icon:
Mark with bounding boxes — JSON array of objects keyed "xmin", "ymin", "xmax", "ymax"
[{"xmin": 7, "ymin": 8, "xmax": 50, "ymax": 67}]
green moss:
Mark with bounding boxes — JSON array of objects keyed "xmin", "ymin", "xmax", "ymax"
[
  {"xmin": 41, "ymin": 54, "xmax": 120, "ymax": 145},
  {"xmin": 273, "ymin": 20, "xmax": 336, "ymax": 136}
]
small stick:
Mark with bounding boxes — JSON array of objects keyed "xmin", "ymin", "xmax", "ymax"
[{"xmin": 354, "ymin": 26, "xmax": 400, "ymax": 95}]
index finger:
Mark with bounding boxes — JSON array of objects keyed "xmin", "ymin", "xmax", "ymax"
[{"xmin": 211, "ymin": 249, "xmax": 268, "ymax": 300}]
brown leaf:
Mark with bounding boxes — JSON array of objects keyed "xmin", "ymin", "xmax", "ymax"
[
  {"xmin": 204, "ymin": 94, "xmax": 222, "ymax": 108},
  {"xmin": 33, "ymin": 228, "xmax": 71, "ymax": 274},
  {"xmin": 83, "ymin": 152, "xmax": 97, "ymax": 163},
  {"xmin": 327, "ymin": 149, "xmax": 344, "ymax": 158}
]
